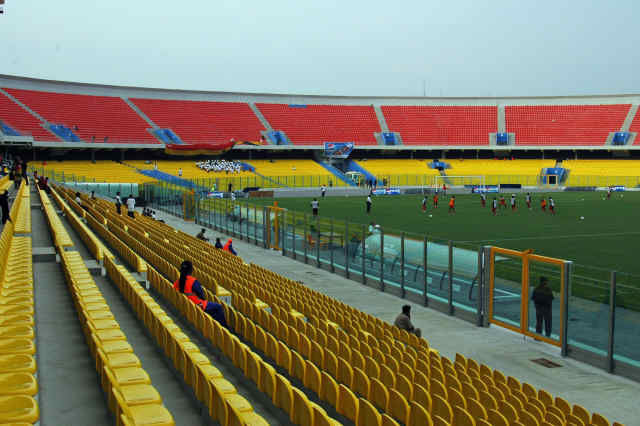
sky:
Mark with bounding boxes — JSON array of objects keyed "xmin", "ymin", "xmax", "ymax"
[{"xmin": 2, "ymin": 0, "xmax": 639, "ymax": 97}]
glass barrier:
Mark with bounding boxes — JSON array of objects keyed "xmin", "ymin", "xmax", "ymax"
[
  {"xmin": 614, "ymin": 271, "xmax": 640, "ymax": 367},
  {"xmin": 451, "ymin": 241, "xmax": 481, "ymax": 313},
  {"xmin": 567, "ymin": 264, "xmax": 610, "ymax": 356}
]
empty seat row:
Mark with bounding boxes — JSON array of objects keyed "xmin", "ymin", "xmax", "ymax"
[
  {"xmin": 49, "ymin": 188, "xmax": 113, "ymax": 265},
  {"xmin": 0, "ymin": 91, "xmax": 53, "ymax": 141},
  {"xmin": 58, "ymin": 248, "xmax": 175, "ymax": 425},
  {"xmin": 10, "ymin": 182, "xmax": 31, "ymax": 234},
  {"xmin": 381, "ymin": 106, "xmax": 497, "ymax": 146},
  {"xmin": 131, "ymin": 98, "xmax": 265, "ymax": 143},
  {"xmin": 39, "ymin": 189, "xmax": 74, "ymax": 249},
  {"xmin": 505, "ymin": 105, "xmax": 630, "ymax": 146},
  {"xmin": 4, "ymin": 88, "xmax": 159, "ymax": 144},
  {"xmin": 0, "ymin": 199, "xmax": 39, "ymax": 424},
  {"xmin": 256, "ymin": 103, "xmax": 381, "ymax": 145}
]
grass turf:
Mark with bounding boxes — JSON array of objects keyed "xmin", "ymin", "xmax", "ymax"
[{"xmin": 250, "ymin": 191, "xmax": 640, "ymax": 277}]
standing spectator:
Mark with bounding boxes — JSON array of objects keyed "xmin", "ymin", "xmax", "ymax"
[
  {"xmin": 126, "ymin": 194, "xmax": 136, "ymax": 218},
  {"xmin": 178, "ymin": 168, "xmax": 183, "ymax": 177},
  {"xmin": 394, "ymin": 305, "xmax": 421, "ymax": 337},
  {"xmin": 311, "ymin": 198, "xmax": 319, "ymax": 217},
  {"xmin": 228, "ymin": 183, "xmax": 232, "ymax": 193},
  {"xmin": 366, "ymin": 195, "xmax": 372, "ymax": 214},
  {"xmin": 115, "ymin": 192, "xmax": 122, "ymax": 215},
  {"xmin": 90, "ymin": 190, "xmax": 96, "ymax": 200},
  {"xmin": 532, "ymin": 277, "xmax": 554, "ymax": 338},
  {"xmin": 0, "ymin": 190, "xmax": 11, "ymax": 225},
  {"xmin": 214, "ymin": 238, "xmax": 223, "ymax": 249}
]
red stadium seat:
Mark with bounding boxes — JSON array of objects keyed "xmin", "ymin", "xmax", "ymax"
[
  {"xmin": 628, "ymin": 107, "xmax": 640, "ymax": 145},
  {"xmin": 0, "ymin": 91, "xmax": 53, "ymax": 140},
  {"xmin": 381, "ymin": 105, "xmax": 496, "ymax": 145},
  {"xmin": 5, "ymin": 88, "xmax": 158, "ymax": 144},
  {"xmin": 505, "ymin": 104, "xmax": 630, "ymax": 146},
  {"xmin": 256, "ymin": 103, "xmax": 380, "ymax": 145},
  {"xmin": 131, "ymin": 98, "xmax": 264, "ymax": 143}
]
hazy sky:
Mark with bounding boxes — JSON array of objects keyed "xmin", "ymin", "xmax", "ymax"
[{"xmin": 2, "ymin": 0, "xmax": 639, "ymax": 97}]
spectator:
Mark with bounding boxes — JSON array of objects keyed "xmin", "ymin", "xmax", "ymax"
[
  {"xmin": 178, "ymin": 168, "xmax": 183, "ymax": 177},
  {"xmin": 196, "ymin": 228, "xmax": 209, "ymax": 242},
  {"xmin": 126, "ymin": 194, "xmax": 135, "ymax": 218},
  {"xmin": 90, "ymin": 190, "xmax": 96, "ymax": 200},
  {"xmin": 174, "ymin": 260, "xmax": 227, "ymax": 327},
  {"xmin": 115, "ymin": 192, "xmax": 122, "ymax": 215},
  {"xmin": 75, "ymin": 192, "xmax": 82, "ymax": 205},
  {"xmin": 223, "ymin": 238, "xmax": 237, "ymax": 255},
  {"xmin": 394, "ymin": 305, "xmax": 421, "ymax": 337},
  {"xmin": 214, "ymin": 238, "xmax": 223, "ymax": 249},
  {"xmin": 532, "ymin": 276, "xmax": 554, "ymax": 338},
  {"xmin": 0, "ymin": 190, "xmax": 11, "ymax": 225},
  {"xmin": 195, "ymin": 159, "xmax": 243, "ymax": 174}
]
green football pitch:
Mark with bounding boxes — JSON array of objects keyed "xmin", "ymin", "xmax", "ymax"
[{"xmin": 251, "ymin": 191, "xmax": 640, "ymax": 277}]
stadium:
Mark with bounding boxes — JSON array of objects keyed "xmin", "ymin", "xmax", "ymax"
[{"xmin": 2, "ymin": 1, "xmax": 640, "ymax": 426}]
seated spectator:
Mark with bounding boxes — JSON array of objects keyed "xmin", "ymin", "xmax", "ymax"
[
  {"xmin": 394, "ymin": 305, "xmax": 421, "ymax": 338},
  {"xmin": 214, "ymin": 238, "xmax": 223, "ymax": 249},
  {"xmin": 196, "ymin": 228, "xmax": 209, "ymax": 242},
  {"xmin": 174, "ymin": 260, "xmax": 227, "ymax": 327},
  {"xmin": 223, "ymin": 238, "xmax": 237, "ymax": 255},
  {"xmin": 195, "ymin": 159, "xmax": 243, "ymax": 174}
]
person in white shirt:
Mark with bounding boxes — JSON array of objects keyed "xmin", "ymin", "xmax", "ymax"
[
  {"xmin": 366, "ymin": 196, "xmax": 372, "ymax": 214},
  {"xmin": 178, "ymin": 168, "xmax": 183, "ymax": 177},
  {"xmin": 126, "ymin": 194, "xmax": 136, "ymax": 218},
  {"xmin": 549, "ymin": 197, "xmax": 556, "ymax": 215},
  {"xmin": 321, "ymin": 185, "xmax": 326, "ymax": 198},
  {"xmin": 510, "ymin": 194, "xmax": 516, "ymax": 211},
  {"xmin": 75, "ymin": 193, "xmax": 82, "ymax": 205},
  {"xmin": 311, "ymin": 198, "xmax": 319, "ymax": 216}
]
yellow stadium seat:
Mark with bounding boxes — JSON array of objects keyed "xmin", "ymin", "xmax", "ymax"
[
  {"xmin": 357, "ymin": 397, "xmax": 381, "ymax": 426},
  {"xmin": 0, "ymin": 355, "xmax": 36, "ymax": 374},
  {"xmin": 275, "ymin": 374, "xmax": 294, "ymax": 416},
  {"xmin": 591, "ymin": 413, "xmax": 611, "ymax": 426},
  {"xmin": 0, "ymin": 395, "xmax": 39, "ymax": 423},
  {"xmin": 320, "ymin": 371, "xmax": 339, "ymax": 407},
  {"xmin": 407, "ymin": 400, "xmax": 433, "ymax": 426},
  {"xmin": 370, "ymin": 378, "xmax": 389, "ymax": 412},
  {"xmin": 336, "ymin": 383, "xmax": 358, "ymax": 422},
  {"xmin": 113, "ymin": 388, "xmax": 174, "ymax": 426},
  {"xmin": 0, "ymin": 373, "xmax": 37, "ymax": 396},
  {"xmin": 291, "ymin": 387, "xmax": 314, "ymax": 425}
]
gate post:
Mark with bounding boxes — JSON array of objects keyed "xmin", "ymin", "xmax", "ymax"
[{"xmin": 561, "ymin": 261, "xmax": 572, "ymax": 357}]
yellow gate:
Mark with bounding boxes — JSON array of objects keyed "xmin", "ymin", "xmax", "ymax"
[{"xmin": 489, "ymin": 247, "xmax": 569, "ymax": 347}]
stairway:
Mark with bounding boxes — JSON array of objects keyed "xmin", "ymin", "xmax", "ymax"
[
  {"xmin": 249, "ymin": 103, "xmax": 273, "ymax": 132},
  {"xmin": 314, "ymin": 159, "xmax": 357, "ymax": 186}
]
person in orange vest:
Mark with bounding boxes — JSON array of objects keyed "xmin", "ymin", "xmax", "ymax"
[
  {"xmin": 448, "ymin": 196, "xmax": 456, "ymax": 214},
  {"xmin": 433, "ymin": 193, "xmax": 439, "ymax": 208},
  {"xmin": 174, "ymin": 260, "xmax": 227, "ymax": 327},
  {"xmin": 540, "ymin": 198, "xmax": 547, "ymax": 212},
  {"xmin": 223, "ymin": 238, "xmax": 237, "ymax": 255}
]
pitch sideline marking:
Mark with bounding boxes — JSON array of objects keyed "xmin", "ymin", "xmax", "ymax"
[{"xmin": 458, "ymin": 230, "xmax": 640, "ymax": 244}]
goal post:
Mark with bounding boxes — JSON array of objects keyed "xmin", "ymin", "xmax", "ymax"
[{"xmin": 432, "ymin": 175, "xmax": 486, "ymax": 191}]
